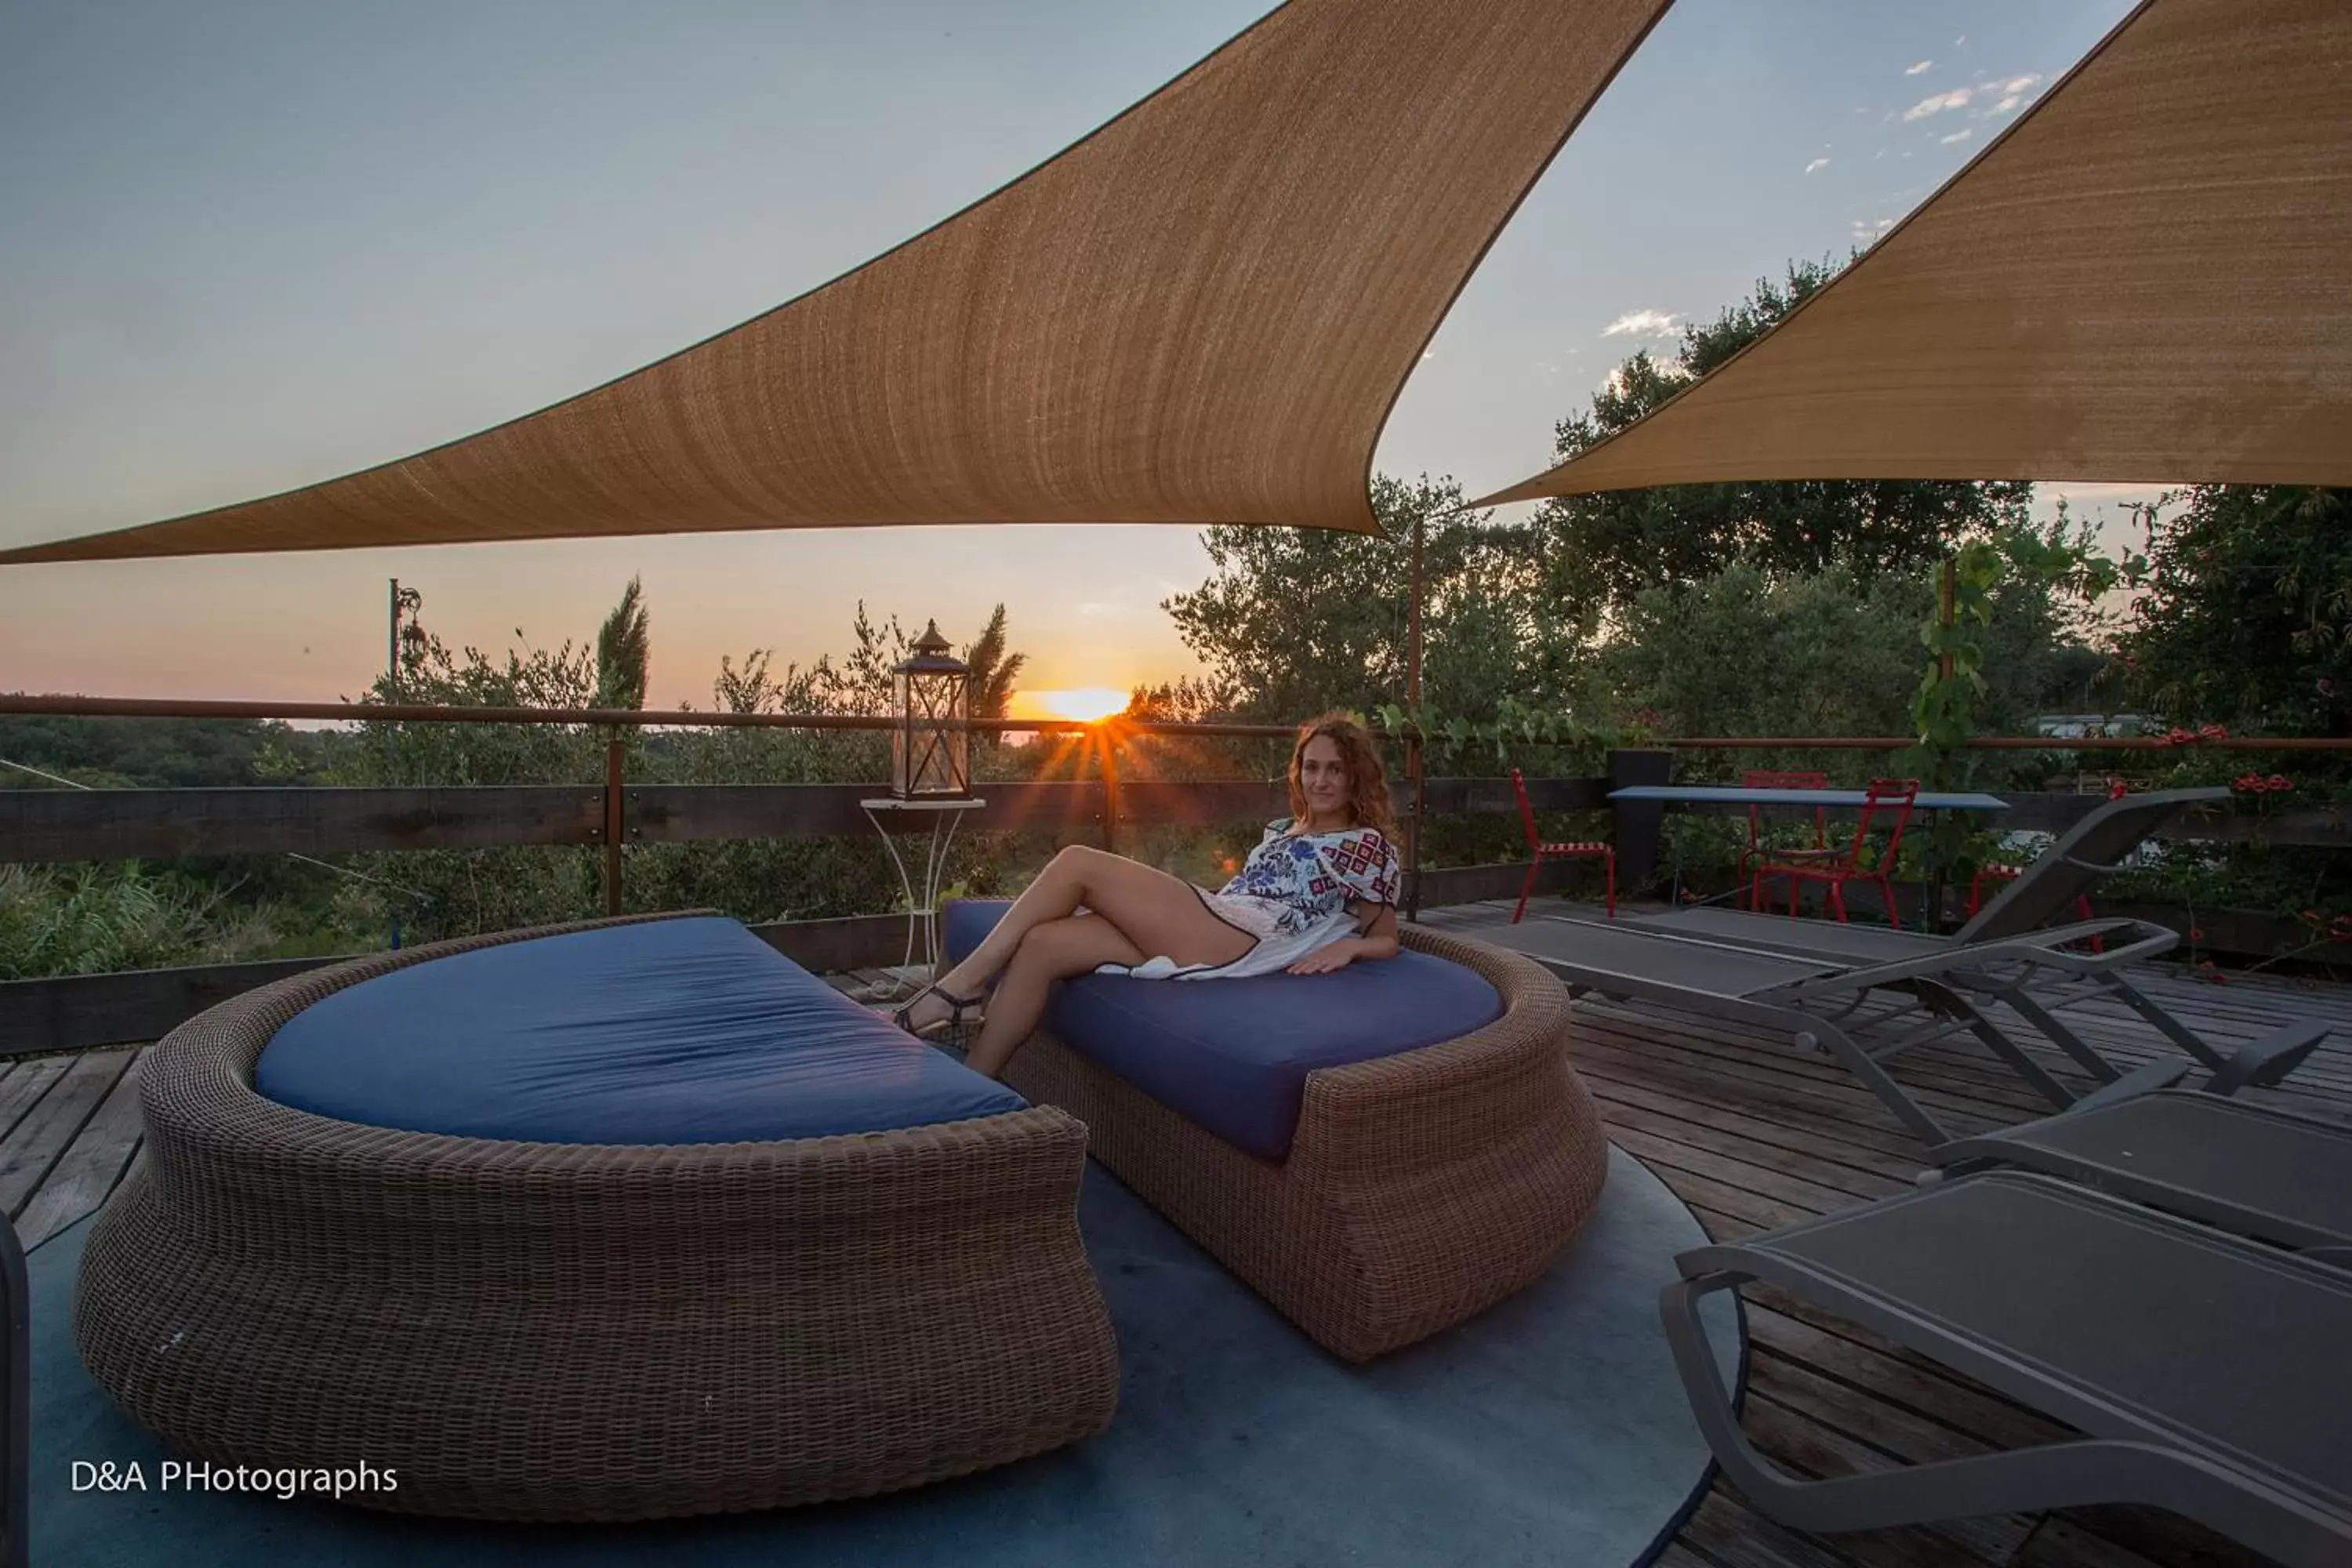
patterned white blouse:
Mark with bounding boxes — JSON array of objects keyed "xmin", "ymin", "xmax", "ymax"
[{"xmin": 1095, "ymin": 818, "xmax": 1404, "ymax": 981}]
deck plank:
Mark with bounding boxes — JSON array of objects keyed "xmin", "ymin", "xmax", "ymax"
[
  {"xmin": 0, "ymin": 1058, "xmax": 69, "ymax": 1146},
  {"xmin": 0, "ymin": 1047, "xmax": 132, "ymax": 1218},
  {"xmin": 13, "ymin": 1050, "xmax": 146, "ymax": 1250}
]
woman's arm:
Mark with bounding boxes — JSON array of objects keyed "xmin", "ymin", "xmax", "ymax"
[
  {"xmin": 1285, "ymin": 902, "xmax": 1400, "ymax": 974},
  {"xmin": 1354, "ymin": 900, "xmax": 1401, "ymax": 959}
]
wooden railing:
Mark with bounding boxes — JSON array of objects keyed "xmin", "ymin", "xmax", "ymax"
[
  {"xmin": 0, "ymin": 767, "xmax": 1621, "ymax": 1055},
  {"xmin": 5, "ymin": 692, "xmax": 2347, "ymax": 1057}
]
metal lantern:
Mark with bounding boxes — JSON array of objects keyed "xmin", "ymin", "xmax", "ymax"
[{"xmin": 891, "ymin": 620, "xmax": 972, "ymax": 799}]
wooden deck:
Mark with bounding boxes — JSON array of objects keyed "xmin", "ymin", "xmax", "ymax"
[{"xmin": 13, "ymin": 901, "xmax": 2350, "ymax": 1566}]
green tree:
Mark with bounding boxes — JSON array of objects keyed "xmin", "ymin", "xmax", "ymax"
[
  {"xmin": 593, "ymin": 575, "xmax": 651, "ymax": 712},
  {"xmin": 0, "ymin": 713, "xmax": 328, "ymax": 789},
  {"xmin": 2118, "ymin": 486, "xmax": 2352, "ymax": 735},
  {"xmin": 1536, "ymin": 260, "xmax": 2034, "ymax": 612},
  {"xmin": 1586, "ymin": 555, "xmax": 2095, "ymax": 766},
  {"xmin": 1164, "ymin": 474, "xmax": 1588, "ymax": 751},
  {"xmin": 961, "ymin": 604, "xmax": 1025, "ymax": 724}
]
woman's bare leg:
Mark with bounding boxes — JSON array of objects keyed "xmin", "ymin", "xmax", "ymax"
[
  {"xmin": 906, "ymin": 845, "xmax": 1252, "ymax": 1029},
  {"xmin": 962, "ymin": 915, "xmax": 1145, "ymax": 1077}
]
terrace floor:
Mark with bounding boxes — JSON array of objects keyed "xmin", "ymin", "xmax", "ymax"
[{"xmin": 13, "ymin": 896, "xmax": 2351, "ymax": 1567}]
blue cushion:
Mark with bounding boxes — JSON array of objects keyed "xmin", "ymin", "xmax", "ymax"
[
  {"xmin": 943, "ymin": 899, "xmax": 1504, "ymax": 1161},
  {"xmin": 256, "ymin": 916, "xmax": 1028, "ymax": 1144}
]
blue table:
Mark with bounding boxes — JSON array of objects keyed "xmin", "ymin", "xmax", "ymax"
[
  {"xmin": 1607, "ymin": 786, "xmax": 2009, "ymax": 813},
  {"xmin": 1606, "ymin": 786, "xmax": 2010, "ymax": 928}
]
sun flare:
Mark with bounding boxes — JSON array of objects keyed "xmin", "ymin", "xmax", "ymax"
[{"xmin": 1013, "ymin": 688, "xmax": 1131, "ymax": 724}]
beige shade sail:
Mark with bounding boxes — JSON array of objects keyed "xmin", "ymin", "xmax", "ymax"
[
  {"xmin": 2, "ymin": 0, "xmax": 1669, "ymax": 566},
  {"xmin": 1475, "ymin": 0, "xmax": 2352, "ymax": 506}
]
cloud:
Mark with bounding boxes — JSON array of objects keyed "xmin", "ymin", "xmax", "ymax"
[
  {"xmin": 1992, "ymin": 94, "xmax": 2024, "ymax": 114},
  {"xmin": 1940, "ymin": 129, "xmax": 1972, "ymax": 144},
  {"xmin": 1904, "ymin": 60, "xmax": 1932, "ymax": 75},
  {"xmin": 1999, "ymin": 74, "xmax": 2042, "ymax": 93},
  {"xmin": 1601, "ymin": 309, "xmax": 1682, "ymax": 338},
  {"xmin": 1902, "ymin": 87, "xmax": 1973, "ymax": 120},
  {"xmin": 1849, "ymin": 216, "xmax": 1897, "ymax": 244},
  {"xmin": 1804, "ymin": 157, "xmax": 1830, "ymax": 174},
  {"xmin": 1954, "ymin": 33, "xmax": 1966, "ymax": 45}
]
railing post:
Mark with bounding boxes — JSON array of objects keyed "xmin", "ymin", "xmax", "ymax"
[
  {"xmin": 603, "ymin": 737, "xmax": 624, "ymax": 917},
  {"xmin": 1608, "ymin": 747, "xmax": 1674, "ymax": 892},
  {"xmin": 1403, "ymin": 733, "xmax": 1423, "ymax": 921},
  {"xmin": 1403, "ymin": 508, "xmax": 1425, "ymax": 921},
  {"xmin": 1100, "ymin": 727, "xmax": 1120, "ymax": 855}
]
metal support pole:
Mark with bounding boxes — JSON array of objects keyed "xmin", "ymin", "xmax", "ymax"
[
  {"xmin": 387, "ymin": 579, "xmax": 401, "ymax": 699},
  {"xmin": 1939, "ymin": 556, "xmax": 1956, "ymax": 685},
  {"xmin": 1404, "ymin": 511, "xmax": 1425, "ymax": 920},
  {"xmin": 603, "ymin": 736, "xmax": 624, "ymax": 917},
  {"xmin": 1929, "ymin": 554, "xmax": 1958, "ymax": 930}
]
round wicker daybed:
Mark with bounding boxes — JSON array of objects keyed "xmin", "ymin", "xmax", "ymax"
[{"xmin": 73, "ymin": 913, "xmax": 1119, "ymax": 1523}]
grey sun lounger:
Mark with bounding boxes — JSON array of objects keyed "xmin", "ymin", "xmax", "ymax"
[
  {"xmin": 1662, "ymin": 1172, "xmax": 2352, "ymax": 1566},
  {"xmin": 1927, "ymin": 1059, "xmax": 2352, "ymax": 1261},
  {"xmin": 1496, "ymin": 917, "xmax": 2115, "ymax": 1148},
  {"xmin": 1630, "ymin": 787, "xmax": 2328, "ymax": 1094}
]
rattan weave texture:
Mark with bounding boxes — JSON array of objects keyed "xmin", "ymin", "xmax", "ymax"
[
  {"xmin": 73, "ymin": 913, "xmax": 1119, "ymax": 1521},
  {"xmin": 1002, "ymin": 925, "xmax": 1606, "ymax": 1361}
]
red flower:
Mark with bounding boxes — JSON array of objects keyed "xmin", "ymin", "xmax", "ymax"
[
  {"xmin": 2267, "ymin": 774, "xmax": 2292, "ymax": 792},
  {"xmin": 2189, "ymin": 927, "xmax": 2205, "ymax": 942},
  {"xmin": 2319, "ymin": 677, "xmax": 2336, "ymax": 696}
]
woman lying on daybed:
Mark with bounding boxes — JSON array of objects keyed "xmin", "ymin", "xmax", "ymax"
[{"xmin": 895, "ymin": 710, "xmax": 1404, "ymax": 1077}]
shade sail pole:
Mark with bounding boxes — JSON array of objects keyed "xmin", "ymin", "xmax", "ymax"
[{"xmin": 1404, "ymin": 510, "xmax": 1425, "ymax": 921}]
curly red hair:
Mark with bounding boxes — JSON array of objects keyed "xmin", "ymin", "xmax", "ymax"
[{"xmin": 1287, "ymin": 712, "xmax": 1398, "ymax": 840}]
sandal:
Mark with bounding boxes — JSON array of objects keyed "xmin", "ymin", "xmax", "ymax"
[{"xmin": 891, "ymin": 982, "xmax": 983, "ymax": 1040}]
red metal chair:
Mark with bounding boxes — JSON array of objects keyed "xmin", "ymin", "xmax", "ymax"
[
  {"xmin": 1510, "ymin": 768, "xmax": 1615, "ymax": 923},
  {"xmin": 1753, "ymin": 777, "xmax": 1918, "ymax": 923},
  {"xmin": 1736, "ymin": 769, "xmax": 1830, "ymax": 889}
]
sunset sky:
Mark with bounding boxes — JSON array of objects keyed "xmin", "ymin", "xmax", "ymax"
[{"xmin": 0, "ymin": 0, "xmax": 2147, "ymax": 713}]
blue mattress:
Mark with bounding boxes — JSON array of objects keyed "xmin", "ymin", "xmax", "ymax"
[
  {"xmin": 255, "ymin": 916, "xmax": 1027, "ymax": 1144},
  {"xmin": 943, "ymin": 900, "xmax": 1504, "ymax": 1161}
]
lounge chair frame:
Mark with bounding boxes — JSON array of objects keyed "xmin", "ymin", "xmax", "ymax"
[
  {"xmin": 1928, "ymin": 1067, "xmax": 2352, "ymax": 1254},
  {"xmin": 1501, "ymin": 915, "xmax": 2171, "ymax": 1148},
  {"xmin": 1629, "ymin": 788, "xmax": 2326, "ymax": 1094},
  {"xmin": 1661, "ymin": 1173, "xmax": 2352, "ymax": 1567}
]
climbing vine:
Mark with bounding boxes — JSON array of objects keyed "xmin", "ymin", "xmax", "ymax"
[{"xmin": 1904, "ymin": 524, "xmax": 2138, "ymax": 875}]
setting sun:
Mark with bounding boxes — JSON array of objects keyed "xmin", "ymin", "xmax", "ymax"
[{"xmin": 1011, "ymin": 688, "xmax": 1131, "ymax": 724}]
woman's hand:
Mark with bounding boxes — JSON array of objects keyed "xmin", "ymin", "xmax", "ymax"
[{"xmin": 1287, "ymin": 939, "xmax": 1359, "ymax": 975}]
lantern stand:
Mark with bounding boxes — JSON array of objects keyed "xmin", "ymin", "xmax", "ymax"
[{"xmin": 861, "ymin": 621, "xmax": 986, "ymax": 1001}]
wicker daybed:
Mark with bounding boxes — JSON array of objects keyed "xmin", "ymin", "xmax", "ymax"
[
  {"xmin": 992, "ymin": 923, "xmax": 1608, "ymax": 1362},
  {"xmin": 74, "ymin": 913, "xmax": 1119, "ymax": 1523}
]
